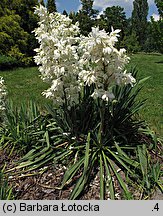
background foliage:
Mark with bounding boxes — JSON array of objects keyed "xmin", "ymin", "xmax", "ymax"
[{"xmin": 0, "ymin": 0, "xmax": 162, "ymax": 70}]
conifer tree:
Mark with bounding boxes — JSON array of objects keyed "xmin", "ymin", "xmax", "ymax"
[
  {"xmin": 63, "ymin": 10, "xmax": 68, "ymax": 17},
  {"xmin": 76, "ymin": 0, "xmax": 98, "ymax": 36},
  {"xmin": 0, "ymin": 0, "xmax": 38, "ymax": 58},
  {"xmin": 155, "ymin": 0, "xmax": 163, "ymax": 18},
  {"xmin": 47, "ymin": 0, "xmax": 57, "ymax": 13},
  {"xmin": 102, "ymin": 6, "xmax": 127, "ymax": 45},
  {"xmin": 131, "ymin": 0, "xmax": 149, "ymax": 48},
  {"xmin": 14, "ymin": 0, "xmax": 39, "ymax": 56}
]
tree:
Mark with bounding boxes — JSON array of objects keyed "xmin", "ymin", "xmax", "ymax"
[
  {"xmin": 62, "ymin": 10, "xmax": 68, "ymax": 17},
  {"xmin": 76, "ymin": 0, "xmax": 98, "ymax": 36},
  {"xmin": 80, "ymin": 0, "xmax": 96, "ymax": 16},
  {"xmin": 155, "ymin": 0, "xmax": 163, "ymax": 18},
  {"xmin": 0, "ymin": 14, "xmax": 28, "ymax": 55},
  {"xmin": 39, "ymin": 0, "xmax": 45, "ymax": 7},
  {"xmin": 122, "ymin": 31, "xmax": 140, "ymax": 53},
  {"xmin": 10, "ymin": 0, "xmax": 38, "ymax": 33},
  {"xmin": 47, "ymin": 0, "xmax": 57, "ymax": 13},
  {"xmin": 0, "ymin": 0, "xmax": 38, "ymax": 62},
  {"xmin": 12, "ymin": 0, "xmax": 39, "ymax": 57},
  {"xmin": 102, "ymin": 6, "xmax": 127, "ymax": 31},
  {"xmin": 100, "ymin": 6, "xmax": 127, "ymax": 47},
  {"xmin": 131, "ymin": 0, "xmax": 149, "ymax": 49},
  {"xmin": 0, "ymin": 0, "xmax": 8, "ymax": 16},
  {"xmin": 148, "ymin": 17, "xmax": 163, "ymax": 53}
]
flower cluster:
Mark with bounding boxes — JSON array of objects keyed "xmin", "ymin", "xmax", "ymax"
[
  {"xmin": 34, "ymin": 5, "xmax": 81, "ymax": 107},
  {"xmin": 34, "ymin": 5, "xmax": 136, "ymax": 106},
  {"xmin": 78, "ymin": 27, "xmax": 135, "ymax": 101},
  {"xmin": 0, "ymin": 76, "xmax": 7, "ymax": 112}
]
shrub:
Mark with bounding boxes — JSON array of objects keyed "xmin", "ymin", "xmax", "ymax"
[
  {"xmin": 8, "ymin": 46, "xmax": 33, "ymax": 67},
  {"xmin": 0, "ymin": 50, "xmax": 34, "ymax": 71},
  {"xmin": 0, "ymin": 55, "xmax": 18, "ymax": 70},
  {"xmin": 122, "ymin": 31, "xmax": 141, "ymax": 53}
]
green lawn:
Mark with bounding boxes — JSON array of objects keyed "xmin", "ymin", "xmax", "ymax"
[
  {"xmin": 0, "ymin": 67, "xmax": 50, "ymax": 107},
  {"xmin": 0, "ymin": 53, "xmax": 162, "ymax": 136},
  {"xmin": 129, "ymin": 53, "xmax": 163, "ymax": 137}
]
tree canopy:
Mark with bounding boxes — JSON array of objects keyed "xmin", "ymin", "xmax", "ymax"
[
  {"xmin": 0, "ymin": 14, "xmax": 28, "ymax": 55},
  {"xmin": 76, "ymin": 0, "xmax": 98, "ymax": 35},
  {"xmin": 47, "ymin": 0, "xmax": 57, "ymax": 13},
  {"xmin": 0, "ymin": 0, "xmax": 162, "ymax": 66},
  {"xmin": 155, "ymin": 0, "xmax": 163, "ymax": 18},
  {"xmin": 131, "ymin": 0, "xmax": 149, "ymax": 47}
]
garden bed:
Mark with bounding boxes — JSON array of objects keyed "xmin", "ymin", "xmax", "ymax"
[{"xmin": 1, "ymin": 140, "xmax": 162, "ymax": 200}]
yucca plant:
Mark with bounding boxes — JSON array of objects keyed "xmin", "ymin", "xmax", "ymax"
[
  {"xmin": 7, "ymin": 68, "xmax": 159, "ymax": 199},
  {"xmin": 0, "ymin": 100, "xmax": 47, "ymax": 154},
  {"xmin": 46, "ymin": 84, "xmax": 100, "ymax": 138},
  {"xmin": 136, "ymin": 144, "xmax": 163, "ymax": 199},
  {"xmin": 60, "ymin": 131, "xmax": 140, "ymax": 200}
]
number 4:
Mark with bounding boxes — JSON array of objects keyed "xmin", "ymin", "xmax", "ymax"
[{"xmin": 154, "ymin": 203, "xmax": 159, "ymax": 211}]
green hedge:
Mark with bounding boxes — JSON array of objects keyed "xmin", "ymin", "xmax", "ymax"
[
  {"xmin": 0, "ymin": 55, "xmax": 35, "ymax": 70},
  {"xmin": 0, "ymin": 55, "xmax": 19, "ymax": 70}
]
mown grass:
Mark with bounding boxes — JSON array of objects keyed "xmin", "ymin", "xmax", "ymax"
[
  {"xmin": 0, "ymin": 67, "xmax": 50, "ymax": 108},
  {"xmin": 0, "ymin": 53, "xmax": 162, "ymax": 136},
  {"xmin": 129, "ymin": 53, "xmax": 163, "ymax": 137}
]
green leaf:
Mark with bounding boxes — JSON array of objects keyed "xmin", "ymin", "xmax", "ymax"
[
  {"xmin": 106, "ymin": 156, "xmax": 132, "ymax": 199},
  {"xmin": 45, "ymin": 131, "xmax": 50, "ymax": 148},
  {"xmin": 115, "ymin": 142, "xmax": 139, "ymax": 168},
  {"xmin": 106, "ymin": 148, "xmax": 133, "ymax": 174},
  {"xmin": 137, "ymin": 76, "xmax": 150, "ymax": 85},
  {"xmin": 152, "ymin": 163, "xmax": 161, "ymax": 183},
  {"xmin": 157, "ymin": 180, "xmax": 163, "ymax": 193},
  {"xmin": 99, "ymin": 154, "xmax": 104, "ymax": 200},
  {"xmin": 102, "ymin": 151, "xmax": 115, "ymax": 199},
  {"xmin": 137, "ymin": 145, "xmax": 150, "ymax": 189},
  {"xmin": 61, "ymin": 157, "xmax": 85, "ymax": 188},
  {"xmin": 18, "ymin": 146, "xmax": 43, "ymax": 162},
  {"xmin": 84, "ymin": 133, "xmax": 90, "ymax": 171},
  {"xmin": 70, "ymin": 138, "xmax": 96, "ymax": 200},
  {"xmin": 69, "ymin": 173, "xmax": 86, "ymax": 200},
  {"xmin": 6, "ymin": 148, "xmax": 54, "ymax": 172},
  {"xmin": 137, "ymin": 145, "xmax": 148, "ymax": 177}
]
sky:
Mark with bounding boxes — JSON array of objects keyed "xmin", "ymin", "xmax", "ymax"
[{"xmin": 45, "ymin": 0, "xmax": 159, "ymax": 21}]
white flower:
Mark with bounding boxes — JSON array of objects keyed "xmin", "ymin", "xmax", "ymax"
[
  {"xmin": 115, "ymin": 70, "xmax": 136, "ymax": 86},
  {"xmin": 91, "ymin": 89, "xmax": 115, "ymax": 102},
  {"xmin": 34, "ymin": 5, "xmax": 136, "ymax": 107},
  {"xmin": 78, "ymin": 26, "xmax": 135, "ymax": 102},
  {"xmin": 79, "ymin": 70, "xmax": 96, "ymax": 86},
  {"xmin": 103, "ymin": 47, "xmax": 112, "ymax": 55},
  {"xmin": 102, "ymin": 91, "xmax": 115, "ymax": 102},
  {"xmin": 0, "ymin": 76, "xmax": 7, "ymax": 113},
  {"xmin": 34, "ymin": 5, "xmax": 81, "ymax": 107}
]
